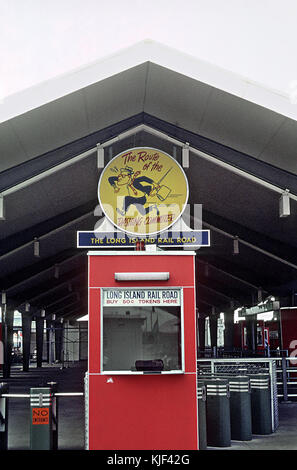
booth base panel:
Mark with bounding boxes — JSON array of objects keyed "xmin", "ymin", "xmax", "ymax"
[{"xmin": 87, "ymin": 373, "xmax": 198, "ymax": 450}]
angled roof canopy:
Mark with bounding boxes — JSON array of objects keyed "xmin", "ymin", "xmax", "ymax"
[{"xmin": 1, "ymin": 42, "xmax": 297, "ymax": 320}]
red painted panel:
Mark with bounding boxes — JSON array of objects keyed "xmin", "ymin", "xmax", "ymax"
[
  {"xmin": 0, "ymin": 323, "xmax": 2, "ymax": 370},
  {"xmin": 89, "ymin": 288, "xmax": 101, "ymax": 373},
  {"xmin": 281, "ymin": 309, "xmax": 297, "ymax": 363},
  {"xmin": 233, "ymin": 323, "xmax": 242, "ymax": 348},
  {"xmin": 89, "ymin": 254, "xmax": 195, "ymax": 288},
  {"xmin": 88, "ymin": 373, "xmax": 198, "ymax": 450}
]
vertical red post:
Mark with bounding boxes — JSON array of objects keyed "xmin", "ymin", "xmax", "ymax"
[{"xmin": 135, "ymin": 241, "xmax": 145, "ymax": 251}]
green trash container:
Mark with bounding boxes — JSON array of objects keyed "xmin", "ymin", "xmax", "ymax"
[
  {"xmin": 229, "ymin": 376, "xmax": 252, "ymax": 441},
  {"xmin": 205, "ymin": 378, "xmax": 231, "ymax": 447},
  {"xmin": 197, "ymin": 381, "xmax": 207, "ymax": 450},
  {"xmin": 249, "ymin": 374, "xmax": 272, "ymax": 435}
]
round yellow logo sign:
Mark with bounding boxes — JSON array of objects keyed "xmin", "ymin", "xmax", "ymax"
[{"xmin": 98, "ymin": 147, "xmax": 189, "ymax": 235}]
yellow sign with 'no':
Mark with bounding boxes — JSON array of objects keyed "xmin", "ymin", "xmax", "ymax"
[{"xmin": 98, "ymin": 147, "xmax": 189, "ymax": 236}]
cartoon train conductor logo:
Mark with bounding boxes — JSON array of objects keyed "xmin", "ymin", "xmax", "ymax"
[
  {"xmin": 109, "ymin": 165, "xmax": 173, "ymax": 217},
  {"xmin": 98, "ymin": 147, "xmax": 189, "ymax": 235}
]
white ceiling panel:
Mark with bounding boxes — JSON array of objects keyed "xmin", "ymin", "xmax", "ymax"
[
  {"xmin": 198, "ymin": 88, "xmax": 286, "ymax": 158},
  {"xmin": 0, "ymin": 120, "xmax": 28, "ymax": 172},
  {"xmin": 83, "ymin": 64, "xmax": 147, "ymax": 132},
  {"xmin": 11, "ymin": 90, "xmax": 89, "ymax": 159},
  {"xmin": 144, "ymin": 63, "xmax": 212, "ymax": 133}
]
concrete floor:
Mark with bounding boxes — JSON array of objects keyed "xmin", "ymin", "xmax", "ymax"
[
  {"xmin": 3, "ymin": 362, "xmax": 297, "ymax": 450},
  {"xmin": 208, "ymin": 402, "xmax": 297, "ymax": 450}
]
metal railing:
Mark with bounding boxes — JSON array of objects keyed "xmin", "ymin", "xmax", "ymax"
[
  {"xmin": 275, "ymin": 357, "xmax": 297, "ymax": 400},
  {"xmin": 198, "ymin": 349, "xmax": 297, "ymax": 400},
  {"xmin": 0, "ymin": 392, "xmax": 84, "ymax": 398},
  {"xmin": 197, "ymin": 357, "xmax": 279, "ymax": 431},
  {"xmin": 198, "ymin": 347, "xmax": 288, "ymax": 359},
  {"xmin": 197, "ymin": 354, "xmax": 297, "ymax": 432}
]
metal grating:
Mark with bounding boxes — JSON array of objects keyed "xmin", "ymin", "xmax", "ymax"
[{"xmin": 214, "ymin": 363, "xmax": 266, "ymax": 375}]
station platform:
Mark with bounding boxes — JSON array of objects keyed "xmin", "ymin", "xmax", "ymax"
[{"xmin": 3, "ymin": 361, "xmax": 297, "ymax": 450}]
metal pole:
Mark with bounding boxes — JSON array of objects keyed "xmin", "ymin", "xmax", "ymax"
[
  {"xmin": 281, "ymin": 356, "xmax": 288, "ymax": 402},
  {"xmin": 48, "ymin": 382, "xmax": 58, "ymax": 450},
  {"xmin": 49, "ymin": 324, "xmax": 55, "ymax": 364},
  {"xmin": 211, "ymin": 360, "xmax": 215, "ymax": 374}
]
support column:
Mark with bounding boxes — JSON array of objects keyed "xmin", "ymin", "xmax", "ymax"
[
  {"xmin": 46, "ymin": 320, "xmax": 50, "ymax": 363},
  {"xmin": 36, "ymin": 315, "xmax": 45, "ymax": 368},
  {"xmin": 224, "ymin": 308, "xmax": 235, "ymax": 351},
  {"xmin": 198, "ymin": 316, "xmax": 206, "ymax": 355},
  {"xmin": 209, "ymin": 309, "xmax": 218, "ymax": 357},
  {"xmin": 54, "ymin": 320, "xmax": 63, "ymax": 363},
  {"xmin": 245, "ymin": 315, "xmax": 256, "ymax": 355},
  {"xmin": 3, "ymin": 309, "xmax": 14, "ymax": 379},
  {"xmin": 21, "ymin": 313, "xmax": 31, "ymax": 372},
  {"xmin": 48, "ymin": 320, "xmax": 55, "ymax": 364}
]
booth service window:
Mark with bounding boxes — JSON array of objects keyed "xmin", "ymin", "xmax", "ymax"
[{"xmin": 102, "ymin": 288, "xmax": 183, "ymax": 373}]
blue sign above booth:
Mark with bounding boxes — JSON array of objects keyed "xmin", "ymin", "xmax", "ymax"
[{"xmin": 77, "ymin": 230, "xmax": 210, "ymax": 248}]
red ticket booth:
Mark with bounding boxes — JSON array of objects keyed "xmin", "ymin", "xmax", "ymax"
[{"xmin": 86, "ymin": 250, "xmax": 198, "ymax": 450}]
